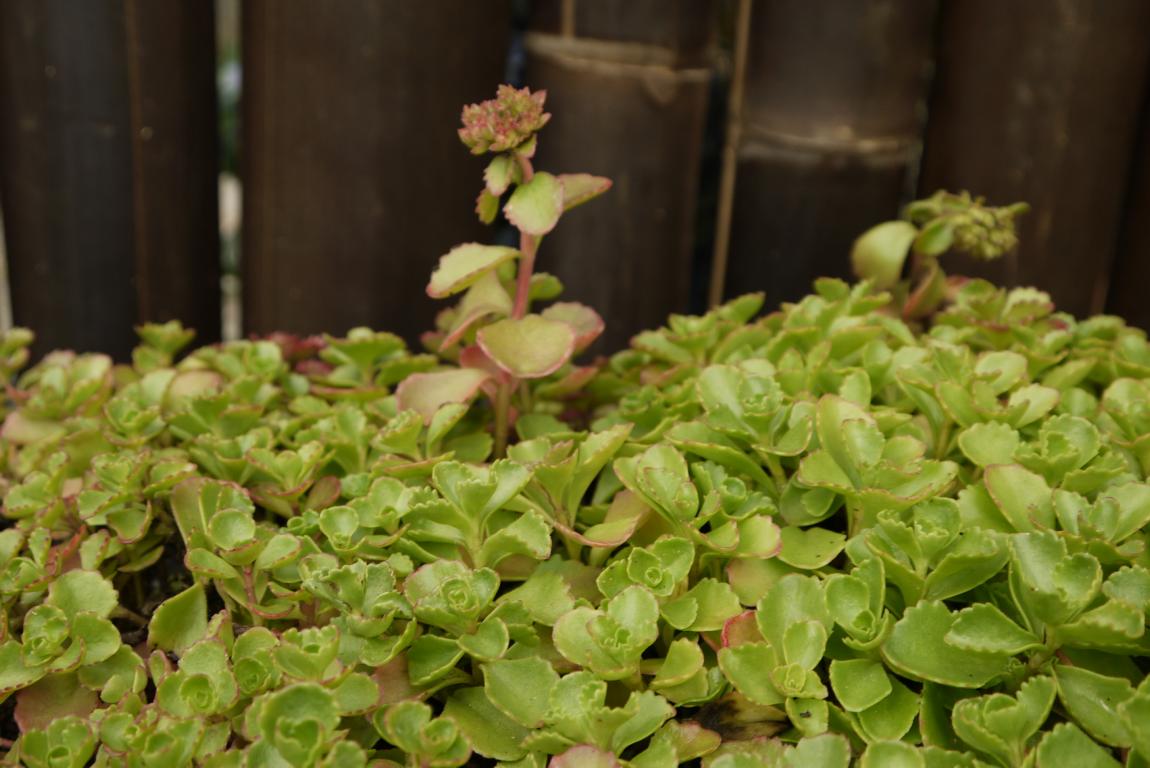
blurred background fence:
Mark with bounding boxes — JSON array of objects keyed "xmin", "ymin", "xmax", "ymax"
[{"xmin": 3, "ymin": 0, "xmax": 1150, "ymax": 361}]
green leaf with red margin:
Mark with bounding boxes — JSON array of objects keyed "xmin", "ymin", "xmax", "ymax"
[
  {"xmin": 427, "ymin": 243, "xmax": 519, "ymax": 298},
  {"xmin": 559, "ymin": 173, "xmax": 612, "ymax": 211},
  {"xmin": 541, "ymin": 301, "xmax": 605, "ymax": 353},
  {"xmin": 443, "ymin": 271, "xmax": 513, "ymax": 348},
  {"xmin": 396, "ymin": 368, "xmax": 492, "ymax": 423},
  {"xmin": 504, "ymin": 172, "xmax": 563, "ymax": 236},
  {"xmin": 478, "ymin": 315, "xmax": 575, "ymax": 379},
  {"xmin": 14, "ymin": 673, "xmax": 97, "ymax": 733}
]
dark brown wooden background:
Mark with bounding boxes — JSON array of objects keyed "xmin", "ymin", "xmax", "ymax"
[{"xmin": 4, "ymin": 0, "xmax": 1150, "ymax": 360}]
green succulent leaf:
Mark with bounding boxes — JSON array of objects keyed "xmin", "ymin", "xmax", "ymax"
[
  {"xmin": 1035, "ymin": 723, "xmax": 1122, "ymax": 768},
  {"xmin": 47, "ymin": 570, "xmax": 118, "ymax": 620},
  {"xmin": 851, "ymin": 220, "xmax": 917, "ymax": 290},
  {"xmin": 1054, "ymin": 665, "xmax": 1134, "ymax": 747},
  {"xmin": 882, "ymin": 602, "xmax": 1013, "ymax": 688},
  {"xmin": 148, "ymin": 582, "xmax": 208, "ymax": 654},
  {"xmin": 395, "ymin": 368, "xmax": 492, "ymax": 423},
  {"xmin": 984, "ymin": 464, "xmax": 1054, "ymax": 531},
  {"xmin": 478, "ymin": 314, "xmax": 576, "ymax": 379},
  {"xmin": 427, "ymin": 243, "xmax": 519, "ymax": 298},
  {"xmin": 504, "ymin": 171, "xmax": 564, "ymax": 235},
  {"xmin": 558, "ymin": 173, "xmax": 612, "ymax": 211},
  {"xmin": 951, "ymin": 674, "xmax": 1055, "ymax": 766},
  {"xmin": 944, "ymin": 603, "xmax": 1042, "ymax": 655},
  {"xmin": 829, "ymin": 658, "xmax": 892, "ymax": 713},
  {"xmin": 443, "ymin": 686, "xmax": 530, "ymax": 761}
]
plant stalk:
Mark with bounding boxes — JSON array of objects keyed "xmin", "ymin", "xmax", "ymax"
[
  {"xmin": 495, "ymin": 152, "xmax": 540, "ymax": 457},
  {"xmin": 493, "ymin": 379, "xmax": 512, "ymax": 458},
  {"xmin": 512, "ymin": 235, "xmax": 538, "ymax": 319},
  {"xmin": 512, "ymin": 153, "xmax": 537, "ymax": 319}
]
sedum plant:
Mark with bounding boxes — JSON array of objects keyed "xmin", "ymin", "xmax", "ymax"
[
  {"xmin": 1, "ymin": 86, "xmax": 1149, "ymax": 767},
  {"xmin": 404, "ymin": 84, "xmax": 611, "ymax": 458}
]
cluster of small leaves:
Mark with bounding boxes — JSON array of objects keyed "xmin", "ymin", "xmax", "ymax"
[{"xmin": 851, "ymin": 191, "xmax": 1030, "ymax": 320}]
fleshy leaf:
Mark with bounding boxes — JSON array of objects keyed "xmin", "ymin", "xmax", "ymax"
[
  {"xmin": 396, "ymin": 368, "xmax": 492, "ymax": 423},
  {"xmin": 1054, "ymin": 665, "xmax": 1134, "ymax": 747},
  {"xmin": 777, "ymin": 526, "xmax": 845, "ymax": 569},
  {"xmin": 504, "ymin": 171, "xmax": 563, "ymax": 235},
  {"xmin": 856, "ymin": 677, "xmax": 919, "ymax": 742},
  {"xmin": 483, "ymin": 656, "xmax": 558, "ymax": 728},
  {"xmin": 829, "ymin": 658, "xmax": 891, "ymax": 713},
  {"xmin": 148, "ymin": 583, "xmax": 208, "ymax": 654},
  {"xmin": 559, "ymin": 173, "xmax": 612, "ymax": 211},
  {"xmin": 957, "ymin": 422, "xmax": 1020, "ymax": 468},
  {"xmin": 551, "ymin": 745, "xmax": 622, "ymax": 768},
  {"xmin": 882, "ymin": 602, "xmax": 1013, "ymax": 688},
  {"xmin": 442, "ymin": 687, "xmax": 529, "ymax": 761},
  {"xmin": 443, "ymin": 271, "xmax": 513, "ymax": 348},
  {"xmin": 540, "ymin": 302, "xmax": 605, "ymax": 353},
  {"xmin": 14, "ymin": 673, "xmax": 97, "ymax": 733},
  {"xmin": 1035, "ymin": 723, "xmax": 1121, "ymax": 768},
  {"xmin": 47, "ymin": 571, "xmax": 118, "ymax": 620},
  {"xmin": 984, "ymin": 464, "xmax": 1053, "ymax": 531},
  {"xmin": 478, "ymin": 315, "xmax": 575, "ymax": 379},
  {"xmin": 858, "ymin": 741, "xmax": 922, "ymax": 768},
  {"xmin": 484, "ymin": 155, "xmax": 515, "ymax": 195},
  {"xmin": 427, "ymin": 243, "xmax": 519, "ymax": 298},
  {"xmin": 851, "ymin": 220, "xmax": 917, "ymax": 289},
  {"xmin": 944, "ymin": 603, "xmax": 1042, "ymax": 654}
]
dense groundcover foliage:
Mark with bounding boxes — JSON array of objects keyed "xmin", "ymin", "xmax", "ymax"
[
  {"xmin": 4, "ymin": 87, "xmax": 1150, "ymax": 767},
  {"xmin": 3, "ymin": 276, "xmax": 1150, "ymax": 767}
]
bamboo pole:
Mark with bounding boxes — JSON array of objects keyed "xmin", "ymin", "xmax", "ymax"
[{"xmin": 708, "ymin": 0, "xmax": 752, "ymax": 309}]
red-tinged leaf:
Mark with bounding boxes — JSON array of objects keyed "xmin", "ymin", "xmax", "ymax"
[
  {"xmin": 459, "ymin": 344, "xmax": 511, "ymax": 387},
  {"xmin": 535, "ymin": 365, "xmax": 599, "ymax": 399},
  {"xmin": 443, "ymin": 272, "xmax": 513, "ymax": 349},
  {"xmin": 554, "ymin": 489, "xmax": 649, "ymax": 548},
  {"xmin": 164, "ymin": 369, "xmax": 223, "ymax": 408},
  {"xmin": 903, "ymin": 261, "xmax": 947, "ymax": 321},
  {"xmin": 1, "ymin": 411, "xmax": 66, "ymax": 444},
  {"xmin": 478, "ymin": 315, "xmax": 575, "ymax": 379},
  {"xmin": 541, "ymin": 302, "xmax": 605, "ymax": 353},
  {"xmin": 304, "ymin": 475, "xmax": 341, "ymax": 512},
  {"xmin": 15, "ymin": 673, "xmax": 98, "ymax": 733},
  {"xmin": 396, "ymin": 369, "xmax": 492, "ymax": 423},
  {"xmin": 427, "ymin": 243, "xmax": 519, "ymax": 299},
  {"xmin": 722, "ymin": 610, "xmax": 764, "ymax": 648},
  {"xmin": 550, "ymin": 745, "xmax": 623, "ymax": 768},
  {"xmin": 374, "ymin": 655, "xmax": 419, "ymax": 706},
  {"xmin": 421, "ymin": 329, "xmax": 446, "ymax": 354},
  {"xmin": 504, "ymin": 172, "xmax": 563, "ymax": 236},
  {"xmin": 559, "ymin": 173, "xmax": 612, "ymax": 211}
]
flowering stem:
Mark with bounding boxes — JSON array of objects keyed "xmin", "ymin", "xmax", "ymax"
[{"xmin": 494, "ymin": 152, "xmax": 538, "ymax": 458}]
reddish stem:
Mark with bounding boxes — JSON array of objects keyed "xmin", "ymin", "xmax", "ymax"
[
  {"xmin": 494, "ymin": 153, "xmax": 540, "ymax": 457},
  {"xmin": 513, "ymin": 235, "xmax": 538, "ymax": 319},
  {"xmin": 512, "ymin": 154, "xmax": 537, "ymax": 319},
  {"xmin": 493, "ymin": 378, "xmax": 512, "ymax": 458}
]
